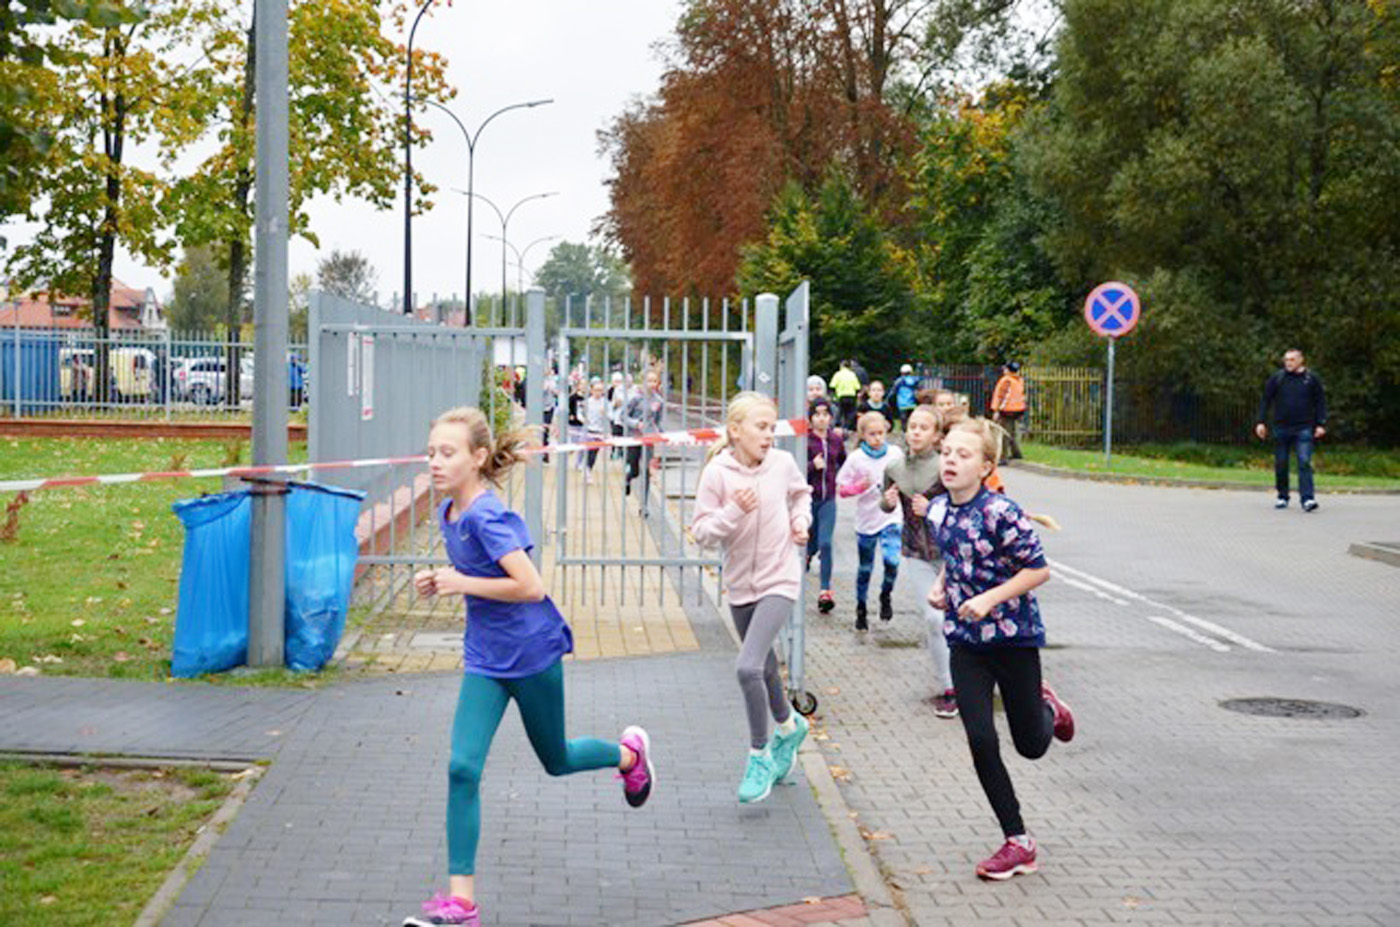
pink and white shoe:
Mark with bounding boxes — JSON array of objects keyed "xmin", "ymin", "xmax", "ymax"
[
  {"xmin": 976, "ymin": 837, "xmax": 1038, "ymax": 881},
  {"xmin": 617, "ymin": 725, "xmax": 654, "ymax": 808},
  {"xmin": 403, "ymin": 892, "xmax": 479, "ymax": 926}
]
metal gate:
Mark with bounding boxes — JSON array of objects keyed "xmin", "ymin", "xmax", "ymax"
[{"xmin": 547, "ymin": 283, "xmax": 813, "ymax": 707}]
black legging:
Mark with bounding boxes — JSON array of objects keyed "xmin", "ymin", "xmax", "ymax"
[{"xmin": 950, "ymin": 646, "xmax": 1054, "ymax": 837}]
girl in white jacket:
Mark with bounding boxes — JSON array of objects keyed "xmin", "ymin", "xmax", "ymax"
[{"xmin": 835, "ymin": 411, "xmax": 904, "ymax": 631}]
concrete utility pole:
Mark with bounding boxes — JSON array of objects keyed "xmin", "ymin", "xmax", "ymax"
[{"xmin": 248, "ymin": 0, "xmax": 290, "ymax": 668}]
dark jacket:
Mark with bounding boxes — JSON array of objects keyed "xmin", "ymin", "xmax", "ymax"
[
  {"xmin": 807, "ymin": 429, "xmax": 847, "ymax": 502},
  {"xmin": 1257, "ymin": 369, "xmax": 1327, "ymax": 430}
]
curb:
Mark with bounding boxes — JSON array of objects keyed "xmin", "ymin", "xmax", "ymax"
[
  {"xmin": 134, "ymin": 763, "xmax": 264, "ymax": 927},
  {"xmin": 1348, "ymin": 541, "xmax": 1400, "ymax": 569},
  {"xmin": 1011, "ymin": 460, "xmax": 1400, "ymax": 495},
  {"xmin": 798, "ymin": 746, "xmax": 908, "ymax": 927}
]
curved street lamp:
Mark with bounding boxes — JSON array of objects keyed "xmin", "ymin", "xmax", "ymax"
[
  {"xmin": 486, "ymin": 233, "xmax": 560, "ymax": 294},
  {"xmin": 460, "ymin": 190, "xmax": 558, "ymax": 321},
  {"xmin": 422, "ymin": 97, "xmax": 552, "ymax": 325}
]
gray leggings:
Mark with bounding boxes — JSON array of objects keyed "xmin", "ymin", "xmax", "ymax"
[{"xmin": 731, "ymin": 595, "xmax": 795, "ymax": 749}]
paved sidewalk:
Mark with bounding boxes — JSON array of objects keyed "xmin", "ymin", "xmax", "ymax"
[
  {"xmin": 1, "ymin": 642, "xmax": 856, "ymax": 925},
  {"xmin": 801, "ymin": 468, "xmax": 1400, "ymax": 926}
]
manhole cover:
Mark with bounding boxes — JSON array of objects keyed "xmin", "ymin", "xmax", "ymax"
[{"xmin": 1220, "ymin": 697, "xmax": 1364, "ymax": 720}]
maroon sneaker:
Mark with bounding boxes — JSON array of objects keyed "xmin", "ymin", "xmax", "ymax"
[
  {"xmin": 931, "ymin": 688, "xmax": 958, "ymax": 719},
  {"xmin": 976, "ymin": 837, "xmax": 1038, "ymax": 881},
  {"xmin": 1042, "ymin": 682, "xmax": 1075, "ymax": 743}
]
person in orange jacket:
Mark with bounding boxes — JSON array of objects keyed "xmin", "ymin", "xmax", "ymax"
[{"xmin": 990, "ymin": 362, "xmax": 1027, "ymax": 460}]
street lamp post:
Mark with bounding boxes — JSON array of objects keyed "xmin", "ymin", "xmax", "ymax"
[
  {"xmin": 464, "ymin": 191, "xmax": 557, "ymax": 322},
  {"xmin": 486, "ymin": 233, "xmax": 560, "ymax": 296},
  {"xmin": 420, "ymin": 98, "xmax": 552, "ymax": 325},
  {"xmin": 402, "ymin": 0, "xmax": 436, "ymax": 316}
]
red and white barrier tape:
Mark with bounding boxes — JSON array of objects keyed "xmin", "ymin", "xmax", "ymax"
[{"xmin": 0, "ymin": 418, "xmax": 810, "ymax": 494}]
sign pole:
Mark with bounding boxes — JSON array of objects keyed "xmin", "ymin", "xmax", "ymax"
[{"xmin": 1104, "ymin": 337, "xmax": 1115, "ymax": 468}]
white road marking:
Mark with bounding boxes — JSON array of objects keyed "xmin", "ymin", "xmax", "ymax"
[{"xmin": 1049, "ymin": 558, "xmax": 1274, "ymax": 653}]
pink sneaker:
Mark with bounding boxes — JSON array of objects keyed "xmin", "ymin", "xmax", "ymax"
[
  {"xmin": 976, "ymin": 837, "xmax": 1038, "ymax": 881},
  {"xmin": 617, "ymin": 725, "xmax": 654, "ymax": 808},
  {"xmin": 1041, "ymin": 682, "xmax": 1075, "ymax": 742},
  {"xmin": 403, "ymin": 892, "xmax": 479, "ymax": 926}
]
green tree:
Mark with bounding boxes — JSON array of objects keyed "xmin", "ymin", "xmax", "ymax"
[
  {"xmin": 534, "ymin": 242, "xmax": 631, "ymax": 307},
  {"xmin": 1020, "ymin": 0, "xmax": 1400, "ymax": 440},
  {"xmin": 316, "ymin": 249, "xmax": 378, "ymax": 304},
  {"xmin": 738, "ymin": 172, "xmax": 916, "ymax": 376},
  {"xmin": 168, "ymin": 244, "xmax": 228, "ymax": 332}
]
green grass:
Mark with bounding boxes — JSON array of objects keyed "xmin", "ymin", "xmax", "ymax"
[
  {"xmin": 0, "ymin": 436, "xmax": 317, "ymax": 681},
  {"xmin": 1022, "ymin": 441, "xmax": 1400, "ymax": 489},
  {"xmin": 0, "ymin": 762, "xmax": 236, "ymax": 926}
]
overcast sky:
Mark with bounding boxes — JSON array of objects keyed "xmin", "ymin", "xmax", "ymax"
[{"xmin": 2, "ymin": 0, "xmax": 684, "ymax": 307}]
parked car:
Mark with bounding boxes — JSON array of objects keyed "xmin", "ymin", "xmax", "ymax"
[{"xmin": 174, "ymin": 355, "xmax": 251, "ymax": 404}]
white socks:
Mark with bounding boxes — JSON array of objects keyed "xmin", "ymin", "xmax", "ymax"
[
  {"xmin": 776, "ymin": 716, "xmax": 798, "ymax": 736},
  {"xmin": 1009, "ymin": 834, "xmax": 1035, "ymax": 850}
]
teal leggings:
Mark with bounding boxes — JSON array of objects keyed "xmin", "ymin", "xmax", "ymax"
[{"xmin": 447, "ymin": 661, "xmax": 621, "ymax": 875}]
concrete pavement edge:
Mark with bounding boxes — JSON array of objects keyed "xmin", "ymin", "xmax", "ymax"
[
  {"xmin": 1011, "ymin": 459, "xmax": 1400, "ymax": 495},
  {"xmin": 798, "ymin": 745, "xmax": 909, "ymax": 927},
  {"xmin": 133, "ymin": 765, "xmax": 265, "ymax": 927}
]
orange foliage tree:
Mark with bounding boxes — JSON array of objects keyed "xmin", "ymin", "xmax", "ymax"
[{"xmin": 598, "ymin": 0, "xmax": 922, "ymax": 297}]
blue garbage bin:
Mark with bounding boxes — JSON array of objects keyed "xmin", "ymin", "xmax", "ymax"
[
  {"xmin": 171, "ymin": 491, "xmax": 252, "ymax": 678},
  {"xmin": 170, "ymin": 481, "xmax": 365, "ymax": 677},
  {"xmin": 284, "ymin": 481, "xmax": 366, "ymax": 672}
]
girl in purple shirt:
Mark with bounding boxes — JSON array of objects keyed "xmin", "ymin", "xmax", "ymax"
[{"xmin": 402, "ymin": 407, "xmax": 654, "ymax": 927}]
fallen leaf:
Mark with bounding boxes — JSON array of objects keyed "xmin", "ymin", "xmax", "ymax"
[
  {"xmin": 158, "ymin": 607, "xmax": 172, "ymax": 616},
  {"xmin": 71, "ymin": 619, "xmax": 86, "ymax": 627},
  {"xmin": 802, "ymin": 897, "xmax": 823, "ymax": 905},
  {"xmin": 230, "ymin": 768, "xmax": 258, "ymax": 781},
  {"xmin": 826, "ymin": 686, "xmax": 840, "ymax": 695},
  {"xmin": 39, "ymin": 895, "xmax": 57, "ymax": 906},
  {"xmin": 0, "ymin": 658, "xmax": 16, "ymax": 674},
  {"xmin": 113, "ymin": 652, "xmax": 130, "ymax": 663},
  {"xmin": 1124, "ymin": 897, "xmax": 1143, "ymax": 910},
  {"xmin": 16, "ymin": 666, "xmax": 40, "ymax": 676},
  {"xmin": 265, "ymin": 729, "xmax": 283, "ymax": 737},
  {"xmin": 828, "ymin": 765, "xmax": 852, "ymax": 782}
]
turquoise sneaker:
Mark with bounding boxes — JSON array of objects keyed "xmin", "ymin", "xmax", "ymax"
[
  {"xmin": 768, "ymin": 713, "xmax": 809, "ymax": 783},
  {"xmin": 737, "ymin": 750, "xmax": 777, "ymax": 803}
]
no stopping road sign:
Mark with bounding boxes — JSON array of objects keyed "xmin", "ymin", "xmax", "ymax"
[{"xmin": 1084, "ymin": 281, "xmax": 1141, "ymax": 337}]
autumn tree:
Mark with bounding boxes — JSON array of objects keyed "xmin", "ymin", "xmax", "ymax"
[
  {"xmin": 167, "ymin": 0, "xmax": 451, "ymax": 348},
  {"xmin": 4, "ymin": 0, "xmax": 222, "ymax": 401},
  {"xmin": 599, "ymin": 0, "xmax": 931, "ymax": 297}
]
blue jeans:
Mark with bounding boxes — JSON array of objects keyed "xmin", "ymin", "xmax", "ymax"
[
  {"xmin": 856, "ymin": 524, "xmax": 902, "ymax": 603},
  {"xmin": 1273, "ymin": 426, "xmax": 1315, "ymax": 501},
  {"xmin": 807, "ymin": 497, "xmax": 837, "ymax": 589}
]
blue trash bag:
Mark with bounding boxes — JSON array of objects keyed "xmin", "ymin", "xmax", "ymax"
[
  {"xmin": 283, "ymin": 481, "xmax": 366, "ymax": 672},
  {"xmin": 170, "ymin": 491, "xmax": 252, "ymax": 678}
]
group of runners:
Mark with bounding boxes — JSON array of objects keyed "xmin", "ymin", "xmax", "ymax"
[{"xmin": 402, "ymin": 359, "xmax": 1071, "ymax": 927}]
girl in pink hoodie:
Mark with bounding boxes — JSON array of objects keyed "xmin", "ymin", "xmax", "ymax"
[{"xmin": 691, "ymin": 392, "xmax": 813, "ymax": 804}]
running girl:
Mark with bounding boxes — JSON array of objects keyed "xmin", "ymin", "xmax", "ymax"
[
  {"xmin": 623, "ymin": 368, "xmax": 664, "ymax": 514},
  {"xmin": 857, "ymin": 380, "xmax": 891, "ymax": 421},
  {"xmin": 879, "ymin": 405, "xmax": 956, "ymax": 718},
  {"xmin": 806, "ymin": 396, "xmax": 846, "ymax": 615},
  {"xmin": 405, "ymin": 407, "xmax": 654, "ymax": 927},
  {"xmin": 690, "ymin": 392, "xmax": 813, "ymax": 804},
  {"xmin": 582, "ymin": 377, "xmax": 610, "ymax": 483},
  {"xmin": 836, "ymin": 411, "xmax": 903, "ymax": 630},
  {"xmin": 926, "ymin": 418, "xmax": 1074, "ymax": 882}
]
